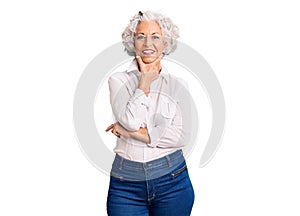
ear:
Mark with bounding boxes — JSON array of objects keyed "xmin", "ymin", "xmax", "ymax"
[{"xmin": 163, "ymin": 40, "xmax": 168, "ymax": 53}]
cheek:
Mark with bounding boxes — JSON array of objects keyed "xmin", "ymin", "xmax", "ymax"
[
  {"xmin": 155, "ymin": 46, "xmax": 165, "ymax": 54},
  {"xmin": 134, "ymin": 44, "xmax": 142, "ymax": 53},
  {"xmin": 135, "ymin": 49, "xmax": 143, "ymax": 56},
  {"xmin": 154, "ymin": 41, "xmax": 166, "ymax": 52}
]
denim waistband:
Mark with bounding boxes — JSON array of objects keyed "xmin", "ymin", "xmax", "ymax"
[{"xmin": 110, "ymin": 150, "xmax": 185, "ymax": 181}]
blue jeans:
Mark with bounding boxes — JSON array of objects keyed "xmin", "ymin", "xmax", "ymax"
[{"xmin": 107, "ymin": 150, "xmax": 194, "ymax": 216}]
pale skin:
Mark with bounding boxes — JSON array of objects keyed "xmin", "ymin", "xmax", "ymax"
[{"xmin": 105, "ymin": 20, "xmax": 166, "ymax": 143}]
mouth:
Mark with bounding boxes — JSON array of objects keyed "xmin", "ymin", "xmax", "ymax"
[{"xmin": 142, "ymin": 49, "xmax": 155, "ymax": 55}]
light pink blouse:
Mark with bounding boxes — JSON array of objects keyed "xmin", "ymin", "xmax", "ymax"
[{"xmin": 108, "ymin": 60, "xmax": 190, "ymax": 162}]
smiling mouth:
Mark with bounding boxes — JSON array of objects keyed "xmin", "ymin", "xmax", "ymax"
[{"xmin": 142, "ymin": 49, "xmax": 155, "ymax": 55}]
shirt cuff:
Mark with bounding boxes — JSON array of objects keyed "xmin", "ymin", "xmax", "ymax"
[{"xmin": 147, "ymin": 126, "xmax": 163, "ymax": 148}]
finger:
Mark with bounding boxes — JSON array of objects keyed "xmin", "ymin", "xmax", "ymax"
[
  {"xmin": 105, "ymin": 124, "xmax": 114, "ymax": 132},
  {"xmin": 153, "ymin": 54, "xmax": 163, "ymax": 64},
  {"xmin": 114, "ymin": 131, "xmax": 120, "ymax": 138},
  {"xmin": 150, "ymin": 55, "xmax": 163, "ymax": 72},
  {"xmin": 136, "ymin": 55, "xmax": 144, "ymax": 67},
  {"xmin": 115, "ymin": 131, "xmax": 121, "ymax": 138},
  {"xmin": 158, "ymin": 54, "xmax": 164, "ymax": 61},
  {"xmin": 112, "ymin": 128, "xmax": 120, "ymax": 137},
  {"xmin": 105, "ymin": 124, "xmax": 115, "ymax": 132}
]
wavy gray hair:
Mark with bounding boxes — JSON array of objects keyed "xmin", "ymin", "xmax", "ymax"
[{"xmin": 122, "ymin": 11, "xmax": 180, "ymax": 56}]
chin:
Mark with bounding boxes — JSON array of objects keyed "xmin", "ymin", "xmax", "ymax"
[{"xmin": 141, "ymin": 56, "xmax": 158, "ymax": 64}]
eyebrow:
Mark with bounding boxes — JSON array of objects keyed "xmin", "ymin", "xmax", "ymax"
[{"xmin": 136, "ymin": 32, "xmax": 161, "ymax": 35}]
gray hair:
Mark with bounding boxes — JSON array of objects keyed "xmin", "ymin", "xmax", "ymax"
[{"xmin": 122, "ymin": 11, "xmax": 180, "ymax": 56}]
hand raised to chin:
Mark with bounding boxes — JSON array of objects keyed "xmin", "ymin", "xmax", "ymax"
[{"xmin": 136, "ymin": 55, "xmax": 163, "ymax": 96}]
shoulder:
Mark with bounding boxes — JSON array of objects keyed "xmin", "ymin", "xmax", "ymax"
[
  {"xmin": 109, "ymin": 71, "xmax": 128, "ymax": 79},
  {"xmin": 108, "ymin": 71, "xmax": 132, "ymax": 84},
  {"xmin": 109, "ymin": 59, "xmax": 138, "ymax": 81}
]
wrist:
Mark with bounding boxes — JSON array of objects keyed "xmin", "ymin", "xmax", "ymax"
[{"xmin": 138, "ymin": 83, "xmax": 150, "ymax": 95}]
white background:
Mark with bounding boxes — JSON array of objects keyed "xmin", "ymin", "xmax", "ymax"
[{"xmin": 1, "ymin": 0, "xmax": 299, "ymax": 215}]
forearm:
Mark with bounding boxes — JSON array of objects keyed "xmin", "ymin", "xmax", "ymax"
[
  {"xmin": 129, "ymin": 129, "xmax": 150, "ymax": 143},
  {"xmin": 112, "ymin": 123, "xmax": 150, "ymax": 143},
  {"xmin": 138, "ymin": 77, "xmax": 152, "ymax": 96}
]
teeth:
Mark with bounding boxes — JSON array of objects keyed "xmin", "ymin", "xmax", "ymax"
[{"xmin": 142, "ymin": 50, "xmax": 155, "ymax": 54}]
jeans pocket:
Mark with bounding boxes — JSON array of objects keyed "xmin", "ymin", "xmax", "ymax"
[{"xmin": 171, "ymin": 165, "xmax": 187, "ymax": 179}]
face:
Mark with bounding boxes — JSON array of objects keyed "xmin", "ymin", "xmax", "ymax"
[{"xmin": 134, "ymin": 21, "xmax": 166, "ymax": 64}]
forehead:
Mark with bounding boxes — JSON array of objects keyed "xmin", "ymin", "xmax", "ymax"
[{"xmin": 136, "ymin": 21, "xmax": 162, "ymax": 34}]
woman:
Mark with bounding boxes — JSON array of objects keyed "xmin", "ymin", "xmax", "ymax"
[{"xmin": 105, "ymin": 11, "xmax": 194, "ymax": 216}]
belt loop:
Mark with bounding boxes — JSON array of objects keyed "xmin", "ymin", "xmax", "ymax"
[
  {"xmin": 119, "ymin": 157, "xmax": 123, "ymax": 170},
  {"xmin": 166, "ymin": 155, "xmax": 172, "ymax": 168}
]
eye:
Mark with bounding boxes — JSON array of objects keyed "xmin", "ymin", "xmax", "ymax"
[
  {"xmin": 136, "ymin": 35, "xmax": 145, "ymax": 40},
  {"xmin": 152, "ymin": 35, "xmax": 160, "ymax": 40}
]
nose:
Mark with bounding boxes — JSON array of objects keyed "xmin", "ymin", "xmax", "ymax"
[{"xmin": 144, "ymin": 36, "xmax": 153, "ymax": 46}]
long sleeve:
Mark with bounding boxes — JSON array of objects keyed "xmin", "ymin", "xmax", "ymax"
[
  {"xmin": 147, "ymin": 104, "xmax": 185, "ymax": 148},
  {"xmin": 147, "ymin": 78, "xmax": 192, "ymax": 148},
  {"xmin": 108, "ymin": 74, "xmax": 151, "ymax": 131}
]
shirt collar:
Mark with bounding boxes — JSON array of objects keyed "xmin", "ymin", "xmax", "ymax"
[{"xmin": 127, "ymin": 59, "xmax": 169, "ymax": 82}]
